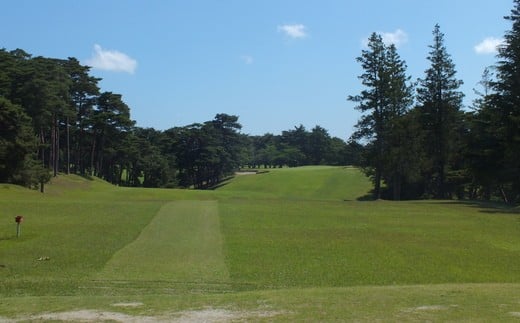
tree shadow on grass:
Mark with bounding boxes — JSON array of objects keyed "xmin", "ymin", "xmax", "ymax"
[
  {"xmin": 209, "ymin": 181, "xmax": 231, "ymax": 190},
  {"xmin": 422, "ymin": 200, "xmax": 520, "ymax": 215},
  {"xmin": 79, "ymin": 174, "xmax": 95, "ymax": 181},
  {"xmin": 355, "ymin": 193, "xmax": 376, "ymax": 201},
  {"xmin": 350, "ymin": 194, "xmax": 520, "ymax": 215},
  {"xmin": 207, "ymin": 176, "xmax": 235, "ymax": 190}
]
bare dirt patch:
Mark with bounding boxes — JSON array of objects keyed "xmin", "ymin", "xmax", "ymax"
[
  {"xmin": 111, "ymin": 302, "xmax": 144, "ymax": 308},
  {"xmin": 403, "ymin": 304, "xmax": 458, "ymax": 313},
  {"xmin": 174, "ymin": 308, "xmax": 285, "ymax": 322},
  {"xmin": 22, "ymin": 307, "xmax": 285, "ymax": 322},
  {"xmin": 31, "ymin": 310, "xmax": 159, "ymax": 322},
  {"xmin": 235, "ymin": 171, "xmax": 257, "ymax": 175}
]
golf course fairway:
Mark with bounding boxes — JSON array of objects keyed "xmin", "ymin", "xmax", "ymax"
[{"xmin": 1, "ymin": 166, "xmax": 520, "ymax": 321}]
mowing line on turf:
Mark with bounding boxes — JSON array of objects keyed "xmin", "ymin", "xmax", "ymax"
[{"xmin": 95, "ymin": 200, "xmax": 229, "ymax": 284}]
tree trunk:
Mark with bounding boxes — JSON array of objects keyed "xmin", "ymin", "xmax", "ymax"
[
  {"xmin": 50, "ymin": 121, "xmax": 55, "ymax": 175},
  {"xmin": 393, "ymin": 173, "xmax": 401, "ymax": 201},
  {"xmin": 90, "ymin": 137, "xmax": 96, "ymax": 177},
  {"xmin": 374, "ymin": 167, "xmax": 382, "ymax": 200},
  {"xmin": 54, "ymin": 117, "xmax": 59, "ymax": 177},
  {"xmin": 40, "ymin": 128, "xmax": 46, "ymax": 167},
  {"xmin": 500, "ymin": 186, "xmax": 510, "ymax": 204},
  {"xmin": 66, "ymin": 116, "xmax": 70, "ymax": 175}
]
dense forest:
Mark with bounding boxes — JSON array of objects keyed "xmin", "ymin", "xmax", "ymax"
[
  {"xmin": 2, "ymin": 1, "xmax": 520, "ymax": 204},
  {"xmin": 0, "ymin": 49, "xmax": 357, "ymax": 190}
]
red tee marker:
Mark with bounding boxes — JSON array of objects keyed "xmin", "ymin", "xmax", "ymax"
[{"xmin": 15, "ymin": 216, "xmax": 23, "ymax": 237}]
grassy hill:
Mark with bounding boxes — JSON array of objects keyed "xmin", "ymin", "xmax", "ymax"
[
  {"xmin": 219, "ymin": 166, "xmax": 372, "ymax": 201},
  {"xmin": 1, "ymin": 168, "xmax": 520, "ymax": 321}
]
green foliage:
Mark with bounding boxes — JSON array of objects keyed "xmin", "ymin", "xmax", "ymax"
[
  {"xmin": 348, "ymin": 33, "xmax": 415, "ymax": 199},
  {"xmin": 416, "ymin": 24, "xmax": 465, "ymax": 199},
  {"xmin": 473, "ymin": 0, "xmax": 520, "ymax": 203},
  {"xmin": 246, "ymin": 126, "xmax": 353, "ymax": 169},
  {"xmin": 167, "ymin": 114, "xmax": 244, "ymax": 188},
  {"xmin": 0, "ymin": 97, "xmax": 47, "ymax": 187},
  {"xmin": 0, "ymin": 47, "xmax": 354, "ymax": 191}
]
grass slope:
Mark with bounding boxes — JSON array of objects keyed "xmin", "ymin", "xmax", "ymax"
[
  {"xmin": 1, "ymin": 167, "xmax": 520, "ymax": 321},
  {"xmin": 220, "ymin": 166, "xmax": 372, "ymax": 201}
]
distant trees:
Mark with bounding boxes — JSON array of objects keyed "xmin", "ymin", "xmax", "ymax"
[
  {"xmin": 0, "ymin": 45, "xmax": 356, "ymax": 191},
  {"xmin": 244, "ymin": 125, "xmax": 357, "ymax": 169},
  {"xmin": 167, "ymin": 114, "xmax": 244, "ymax": 188},
  {"xmin": 6, "ymin": 1, "xmax": 520, "ymax": 204}
]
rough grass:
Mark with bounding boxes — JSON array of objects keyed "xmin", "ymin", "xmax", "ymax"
[
  {"xmin": 2, "ymin": 284, "xmax": 520, "ymax": 321},
  {"xmin": 1, "ymin": 167, "xmax": 520, "ymax": 321}
]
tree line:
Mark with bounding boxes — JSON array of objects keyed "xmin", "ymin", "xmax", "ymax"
[
  {"xmin": 0, "ymin": 50, "xmax": 356, "ymax": 190},
  {"xmin": 3, "ymin": 0, "xmax": 520, "ymax": 204},
  {"xmin": 349, "ymin": 0, "xmax": 520, "ymax": 203}
]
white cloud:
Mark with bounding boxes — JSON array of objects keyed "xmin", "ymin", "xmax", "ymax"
[
  {"xmin": 381, "ymin": 29, "xmax": 408, "ymax": 47},
  {"xmin": 474, "ymin": 37, "xmax": 504, "ymax": 54},
  {"xmin": 85, "ymin": 44, "xmax": 137, "ymax": 74},
  {"xmin": 240, "ymin": 55, "xmax": 254, "ymax": 64},
  {"xmin": 277, "ymin": 24, "xmax": 307, "ymax": 39},
  {"xmin": 362, "ymin": 29, "xmax": 409, "ymax": 48}
]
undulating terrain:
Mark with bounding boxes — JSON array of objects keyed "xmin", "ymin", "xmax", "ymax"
[{"xmin": 1, "ymin": 166, "xmax": 520, "ymax": 321}]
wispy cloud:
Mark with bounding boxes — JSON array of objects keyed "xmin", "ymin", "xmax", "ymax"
[
  {"xmin": 474, "ymin": 37, "xmax": 504, "ymax": 55},
  {"xmin": 381, "ymin": 29, "xmax": 408, "ymax": 47},
  {"xmin": 362, "ymin": 29, "xmax": 409, "ymax": 48},
  {"xmin": 278, "ymin": 24, "xmax": 307, "ymax": 39},
  {"xmin": 85, "ymin": 44, "xmax": 137, "ymax": 74},
  {"xmin": 240, "ymin": 55, "xmax": 254, "ymax": 64}
]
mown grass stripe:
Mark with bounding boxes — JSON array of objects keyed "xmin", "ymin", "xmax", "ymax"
[{"xmin": 96, "ymin": 200, "xmax": 229, "ymax": 283}]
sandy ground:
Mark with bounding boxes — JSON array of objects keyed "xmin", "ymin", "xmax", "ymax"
[
  {"xmin": 234, "ymin": 171, "xmax": 257, "ymax": 175},
  {"xmin": 1, "ymin": 307, "xmax": 284, "ymax": 322}
]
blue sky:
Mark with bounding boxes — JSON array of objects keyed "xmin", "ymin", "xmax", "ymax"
[{"xmin": 1, "ymin": 0, "xmax": 513, "ymax": 140}]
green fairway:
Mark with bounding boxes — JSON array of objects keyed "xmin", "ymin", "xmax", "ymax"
[
  {"xmin": 97, "ymin": 200, "xmax": 229, "ymax": 284},
  {"xmin": 2, "ymin": 167, "xmax": 520, "ymax": 321},
  {"xmin": 220, "ymin": 198, "xmax": 520, "ymax": 288},
  {"xmin": 220, "ymin": 166, "xmax": 372, "ymax": 201}
]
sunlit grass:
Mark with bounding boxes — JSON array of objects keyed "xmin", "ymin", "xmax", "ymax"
[
  {"xmin": 219, "ymin": 198, "xmax": 520, "ymax": 289},
  {"xmin": 97, "ymin": 200, "xmax": 229, "ymax": 283},
  {"xmin": 219, "ymin": 166, "xmax": 371, "ymax": 201},
  {"xmin": 1, "ymin": 168, "xmax": 520, "ymax": 321}
]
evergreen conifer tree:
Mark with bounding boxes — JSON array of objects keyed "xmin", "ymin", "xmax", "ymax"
[{"xmin": 417, "ymin": 24, "xmax": 464, "ymax": 199}]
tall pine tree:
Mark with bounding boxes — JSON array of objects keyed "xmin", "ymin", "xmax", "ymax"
[
  {"xmin": 349, "ymin": 33, "xmax": 414, "ymax": 199},
  {"xmin": 381, "ymin": 44, "xmax": 416, "ymax": 200},
  {"xmin": 487, "ymin": 0, "xmax": 520, "ymax": 202},
  {"xmin": 416, "ymin": 24, "xmax": 464, "ymax": 199}
]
